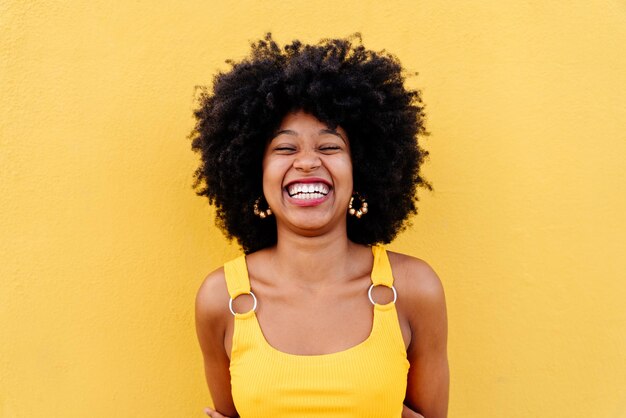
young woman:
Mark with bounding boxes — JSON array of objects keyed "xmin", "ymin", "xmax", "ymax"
[{"xmin": 191, "ymin": 34, "xmax": 449, "ymax": 418}]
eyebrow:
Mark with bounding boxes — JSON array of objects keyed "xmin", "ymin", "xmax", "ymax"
[{"xmin": 273, "ymin": 129, "xmax": 347, "ymax": 144}]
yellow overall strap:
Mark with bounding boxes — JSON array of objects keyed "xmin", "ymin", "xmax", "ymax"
[
  {"xmin": 223, "ymin": 255, "xmax": 251, "ymax": 299},
  {"xmin": 371, "ymin": 245, "xmax": 395, "ymax": 287}
]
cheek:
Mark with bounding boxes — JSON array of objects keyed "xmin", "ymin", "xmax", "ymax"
[
  {"xmin": 261, "ymin": 158, "xmax": 289, "ymax": 190},
  {"xmin": 339, "ymin": 156, "xmax": 354, "ymax": 183},
  {"xmin": 324, "ymin": 156, "xmax": 354, "ymax": 194}
]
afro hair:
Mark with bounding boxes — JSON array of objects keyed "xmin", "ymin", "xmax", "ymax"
[{"xmin": 190, "ymin": 33, "xmax": 431, "ymax": 254}]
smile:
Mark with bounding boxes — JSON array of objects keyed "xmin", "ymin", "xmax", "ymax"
[{"xmin": 286, "ymin": 182, "xmax": 330, "ymax": 200}]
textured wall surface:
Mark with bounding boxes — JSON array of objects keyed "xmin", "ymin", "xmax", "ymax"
[{"xmin": 1, "ymin": 1, "xmax": 625, "ymax": 417}]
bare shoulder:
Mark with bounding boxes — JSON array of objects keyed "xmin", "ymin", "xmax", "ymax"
[
  {"xmin": 195, "ymin": 266, "xmax": 231, "ymax": 337},
  {"xmin": 387, "ymin": 251, "xmax": 446, "ymax": 306},
  {"xmin": 388, "ymin": 252, "xmax": 450, "ymax": 418},
  {"xmin": 195, "ymin": 266, "xmax": 240, "ymax": 417},
  {"xmin": 387, "ymin": 251, "xmax": 448, "ymax": 356}
]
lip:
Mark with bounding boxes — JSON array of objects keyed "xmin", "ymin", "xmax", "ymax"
[{"xmin": 283, "ymin": 177, "xmax": 333, "ymax": 207}]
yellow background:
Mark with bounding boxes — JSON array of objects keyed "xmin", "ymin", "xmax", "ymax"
[{"xmin": 1, "ymin": 1, "xmax": 625, "ymax": 417}]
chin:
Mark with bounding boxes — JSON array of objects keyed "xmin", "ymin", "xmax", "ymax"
[{"xmin": 283, "ymin": 212, "xmax": 345, "ymax": 235}]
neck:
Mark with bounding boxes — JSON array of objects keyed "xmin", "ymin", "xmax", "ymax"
[{"xmin": 270, "ymin": 226, "xmax": 359, "ymax": 287}]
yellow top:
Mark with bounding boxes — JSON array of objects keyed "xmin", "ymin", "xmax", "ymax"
[{"xmin": 223, "ymin": 245, "xmax": 410, "ymax": 417}]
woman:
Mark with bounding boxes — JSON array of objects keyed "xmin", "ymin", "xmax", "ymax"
[{"xmin": 191, "ymin": 33, "xmax": 448, "ymax": 418}]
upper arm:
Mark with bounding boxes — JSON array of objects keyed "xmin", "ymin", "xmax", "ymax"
[
  {"xmin": 195, "ymin": 268, "xmax": 239, "ymax": 417},
  {"xmin": 394, "ymin": 255, "xmax": 449, "ymax": 418}
]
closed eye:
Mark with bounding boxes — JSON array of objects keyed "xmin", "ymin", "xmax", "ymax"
[
  {"xmin": 274, "ymin": 146, "xmax": 296, "ymax": 153},
  {"xmin": 319, "ymin": 146, "xmax": 342, "ymax": 152}
]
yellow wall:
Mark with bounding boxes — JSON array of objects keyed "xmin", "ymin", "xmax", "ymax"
[{"xmin": 1, "ymin": 1, "xmax": 625, "ymax": 417}]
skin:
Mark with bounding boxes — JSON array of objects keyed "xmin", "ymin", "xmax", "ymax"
[{"xmin": 195, "ymin": 111, "xmax": 449, "ymax": 417}]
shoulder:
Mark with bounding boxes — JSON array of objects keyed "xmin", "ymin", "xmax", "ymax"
[
  {"xmin": 388, "ymin": 252, "xmax": 450, "ymax": 416},
  {"xmin": 195, "ymin": 266, "xmax": 231, "ymax": 338},
  {"xmin": 387, "ymin": 250, "xmax": 448, "ymax": 353},
  {"xmin": 387, "ymin": 250, "xmax": 446, "ymax": 305}
]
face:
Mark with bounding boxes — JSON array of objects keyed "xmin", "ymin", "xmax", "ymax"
[{"xmin": 262, "ymin": 110, "xmax": 353, "ymax": 236}]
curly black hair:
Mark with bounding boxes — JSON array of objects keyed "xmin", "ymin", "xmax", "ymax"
[{"xmin": 190, "ymin": 33, "xmax": 431, "ymax": 254}]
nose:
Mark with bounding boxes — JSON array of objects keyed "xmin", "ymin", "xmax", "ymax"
[{"xmin": 293, "ymin": 149, "xmax": 321, "ymax": 171}]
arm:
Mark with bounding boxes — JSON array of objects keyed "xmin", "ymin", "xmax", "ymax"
[
  {"xmin": 195, "ymin": 268, "xmax": 239, "ymax": 418},
  {"xmin": 395, "ymin": 256, "xmax": 450, "ymax": 418}
]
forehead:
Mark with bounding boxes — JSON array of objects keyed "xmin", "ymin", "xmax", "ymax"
[
  {"xmin": 278, "ymin": 111, "xmax": 326, "ymax": 128},
  {"xmin": 274, "ymin": 111, "xmax": 348, "ymax": 139}
]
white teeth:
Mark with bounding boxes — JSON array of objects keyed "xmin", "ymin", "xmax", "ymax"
[
  {"xmin": 286, "ymin": 182, "xmax": 330, "ymax": 198},
  {"xmin": 292, "ymin": 192, "xmax": 325, "ymax": 200}
]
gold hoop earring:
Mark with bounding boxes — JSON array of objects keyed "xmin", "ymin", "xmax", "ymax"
[
  {"xmin": 348, "ymin": 193, "xmax": 368, "ymax": 218},
  {"xmin": 253, "ymin": 197, "xmax": 273, "ymax": 219}
]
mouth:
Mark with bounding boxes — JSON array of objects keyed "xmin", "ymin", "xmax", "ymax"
[{"xmin": 285, "ymin": 182, "xmax": 330, "ymax": 200}]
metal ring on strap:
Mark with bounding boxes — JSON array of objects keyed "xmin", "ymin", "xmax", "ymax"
[
  {"xmin": 368, "ymin": 283, "xmax": 397, "ymax": 305},
  {"xmin": 229, "ymin": 291, "xmax": 258, "ymax": 316}
]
